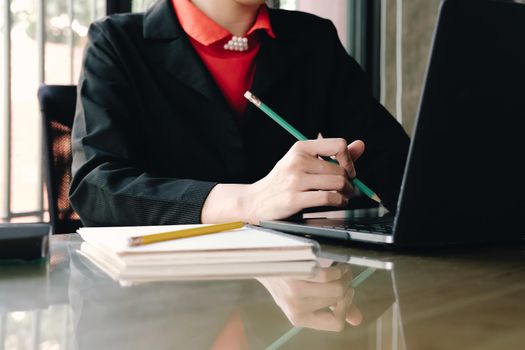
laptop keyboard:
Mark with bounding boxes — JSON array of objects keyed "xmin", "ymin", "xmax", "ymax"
[{"xmin": 310, "ymin": 216, "xmax": 394, "ymax": 235}]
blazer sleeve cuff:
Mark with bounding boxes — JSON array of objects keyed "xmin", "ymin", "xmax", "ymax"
[{"xmin": 176, "ymin": 180, "xmax": 218, "ymax": 224}]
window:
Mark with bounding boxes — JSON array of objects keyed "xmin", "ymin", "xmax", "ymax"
[
  {"xmin": 381, "ymin": 0, "xmax": 442, "ymax": 133},
  {"xmin": 278, "ymin": 0, "xmax": 442, "ymax": 134},
  {"xmin": 1, "ymin": 0, "xmax": 106, "ymax": 223}
]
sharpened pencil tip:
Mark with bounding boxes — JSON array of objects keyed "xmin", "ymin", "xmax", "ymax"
[{"xmin": 371, "ymin": 194, "xmax": 382, "ymax": 204}]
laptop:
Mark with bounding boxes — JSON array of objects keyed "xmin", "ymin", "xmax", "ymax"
[{"xmin": 260, "ymin": 0, "xmax": 525, "ymax": 247}]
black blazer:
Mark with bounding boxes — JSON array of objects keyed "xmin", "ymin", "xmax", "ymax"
[{"xmin": 70, "ymin": 0, "xmax": 410, "ymax": 226}]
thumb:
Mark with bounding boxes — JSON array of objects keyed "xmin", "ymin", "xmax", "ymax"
[{"xmin": 347, "ymin": 140, "xmax": 365, "ymax": 162}]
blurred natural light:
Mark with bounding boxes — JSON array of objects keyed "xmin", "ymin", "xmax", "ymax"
[{"xmin": 1, "ymin": 0, "xmax": 103, "ymax": 222}]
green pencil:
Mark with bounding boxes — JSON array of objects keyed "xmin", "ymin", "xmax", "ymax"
[{"xmin": 244, "ymin": 91, "xmax": 382, "ymax": 205}]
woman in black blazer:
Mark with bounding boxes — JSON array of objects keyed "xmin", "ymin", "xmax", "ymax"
[{"xmin": 70, "ymin": 0, "xmax": 410, "ymax": 226}]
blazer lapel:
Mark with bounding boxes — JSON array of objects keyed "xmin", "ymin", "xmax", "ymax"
[
  {"xmin": 250, "ymin": 35, "xmax": 289, "ymax": 99},
  {"xmin": 143, "ymin": 0, "xmax": 229, "ymax": 107},
  {"xmin": 143, "ymin": 0, "xmax": 245, "ymax": 176},
  {"xmin": 249, "ymin": 9, "xmax": 303, "ymax": 99}
]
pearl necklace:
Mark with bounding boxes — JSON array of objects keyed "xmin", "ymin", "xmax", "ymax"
[{"xmin": 223, "ymin": 36, "xmax": 249, "ymax": 52}]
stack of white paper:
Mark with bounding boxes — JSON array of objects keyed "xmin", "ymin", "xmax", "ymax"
[{"xmin": 77, "ymin": 225, "xmax": 319, "ymax": 285}]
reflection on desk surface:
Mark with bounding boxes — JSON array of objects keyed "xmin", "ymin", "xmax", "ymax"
[{"xmin": 0, "ymin": 234, "xmax": 524, "ymax": 350}]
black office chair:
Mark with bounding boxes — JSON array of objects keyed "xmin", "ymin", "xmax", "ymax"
[{"xmin": 37, "ymin": 84, "xmax": 82, "ymax": 234}]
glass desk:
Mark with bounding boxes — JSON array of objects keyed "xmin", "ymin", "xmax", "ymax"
[{"xmin": 1, "ymin": 234, "xmax": 524, "ymax": 350}]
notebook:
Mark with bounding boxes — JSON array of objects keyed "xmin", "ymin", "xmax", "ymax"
[
  {"xmin": 77, "ymin": 224, "xmax": 319, "ymax": 285},
  {"xmin": 260, "ymin": 0, "xmax": 525, "ymax": 247}
]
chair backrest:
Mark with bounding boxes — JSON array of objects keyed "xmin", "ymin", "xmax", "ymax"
[{"xmin": 37, "ymin": 84, "xmax": 82, "ymax": 234}]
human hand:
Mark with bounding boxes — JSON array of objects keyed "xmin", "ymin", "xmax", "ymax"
[
  {"xmin": 243, "ymin": 138, "xmax": 365, "ymax": 224},
  {"xmin": 257, "ymin": 262, "xmax": 362, "ymax": 332}
]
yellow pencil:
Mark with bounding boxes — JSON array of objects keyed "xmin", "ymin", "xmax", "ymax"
[{"xmin": 128, "ymin": 221, "xmax": 245, "ymax": 247}]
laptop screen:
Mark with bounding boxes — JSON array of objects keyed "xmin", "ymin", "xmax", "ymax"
[
  {"xmin": 392, "ymin": 0, "xmax": 525, "ymax": 245},
  {"xmin": 261, "ymin": 0, "xmax": 525, "ymax": 247}
]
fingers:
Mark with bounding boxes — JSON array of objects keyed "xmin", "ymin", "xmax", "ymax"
[
  {"xmin": 285, "ymin": 151, "xmax": 347, "ymax": 177},
  {"xmin": 347, "ymin": 140, "xmax": 365, "ymax": 162},
  {"xmin": 282, "ymin": 278, "xmax": 351, "ymax": 299},
  {"xmin": 295, "ymin": 190, "xmax": 349, "ymax": 209},
  {"xmin": 346, "ymin": 303, "xmax": 363, "ymax": 326},
  {"xmin": 294, "ymin": 139, "xmax": 353, "ymax": 175},
  {"xmin": 298, "ymin": 174, "xmax": 353, "ymax": 195},
  {"xmin": 293, "ymin": 287, "xmax": 356, "ymax": 332},
  {"xmin": 249, "ymin": 138, "xmax": 364, "ymax": 224},
  {"xmin": 304, "ymin": 280, "xmax": 351, "ymax": 298},
  {"xmin": 299, "ymin": 295, "xmax": 346, "ymax": 312},
  {"xmin": 292, "ymin": 138, "xmax": 365, "ymax": 179},
  {"xmin": 260, "ymin": 265, "xmax": 359, "ymax": 332},
  {"xmin": 301, "ymin": 309, "xmax": 347, "ymax": 332},
  {"xmin": 317, "ymin": 258, "xmax": 335, "ymax": 268},
  {"xmin": 305, "ymin": 264, "xmax": 352, "ymax": 283},
  {"xmin": 346, "ymin": 140, "xmax": 365, "ymax": 178},
  {"xmin": 293, "ymin": 138, "xmax": 349, "ymax": 157}
]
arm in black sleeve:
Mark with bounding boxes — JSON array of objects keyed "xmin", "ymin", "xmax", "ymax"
[
  {"xmin": 69, "ymin": 21, "xmax": 216, "ymax": 226},
  {"xmin": 321, "ymin": 21, "xmax": 410, "ymax": 211}
]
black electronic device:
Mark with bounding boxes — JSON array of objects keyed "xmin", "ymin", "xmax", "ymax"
[
  {"xmin": 261, "ymin": 0, "xmax": 525, "ymax": 247},
  {"xmin": 0, "ymin": 223, "xmax": 51, "ymax": 261}
]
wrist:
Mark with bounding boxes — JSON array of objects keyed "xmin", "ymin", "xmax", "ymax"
[
  {"xmin": 201, "ymin": 183, "xmax": 253, "ymax": 224},
  {"xmin": 240, "ymin": 181, "xmax": 260, "ymax": 225}
]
